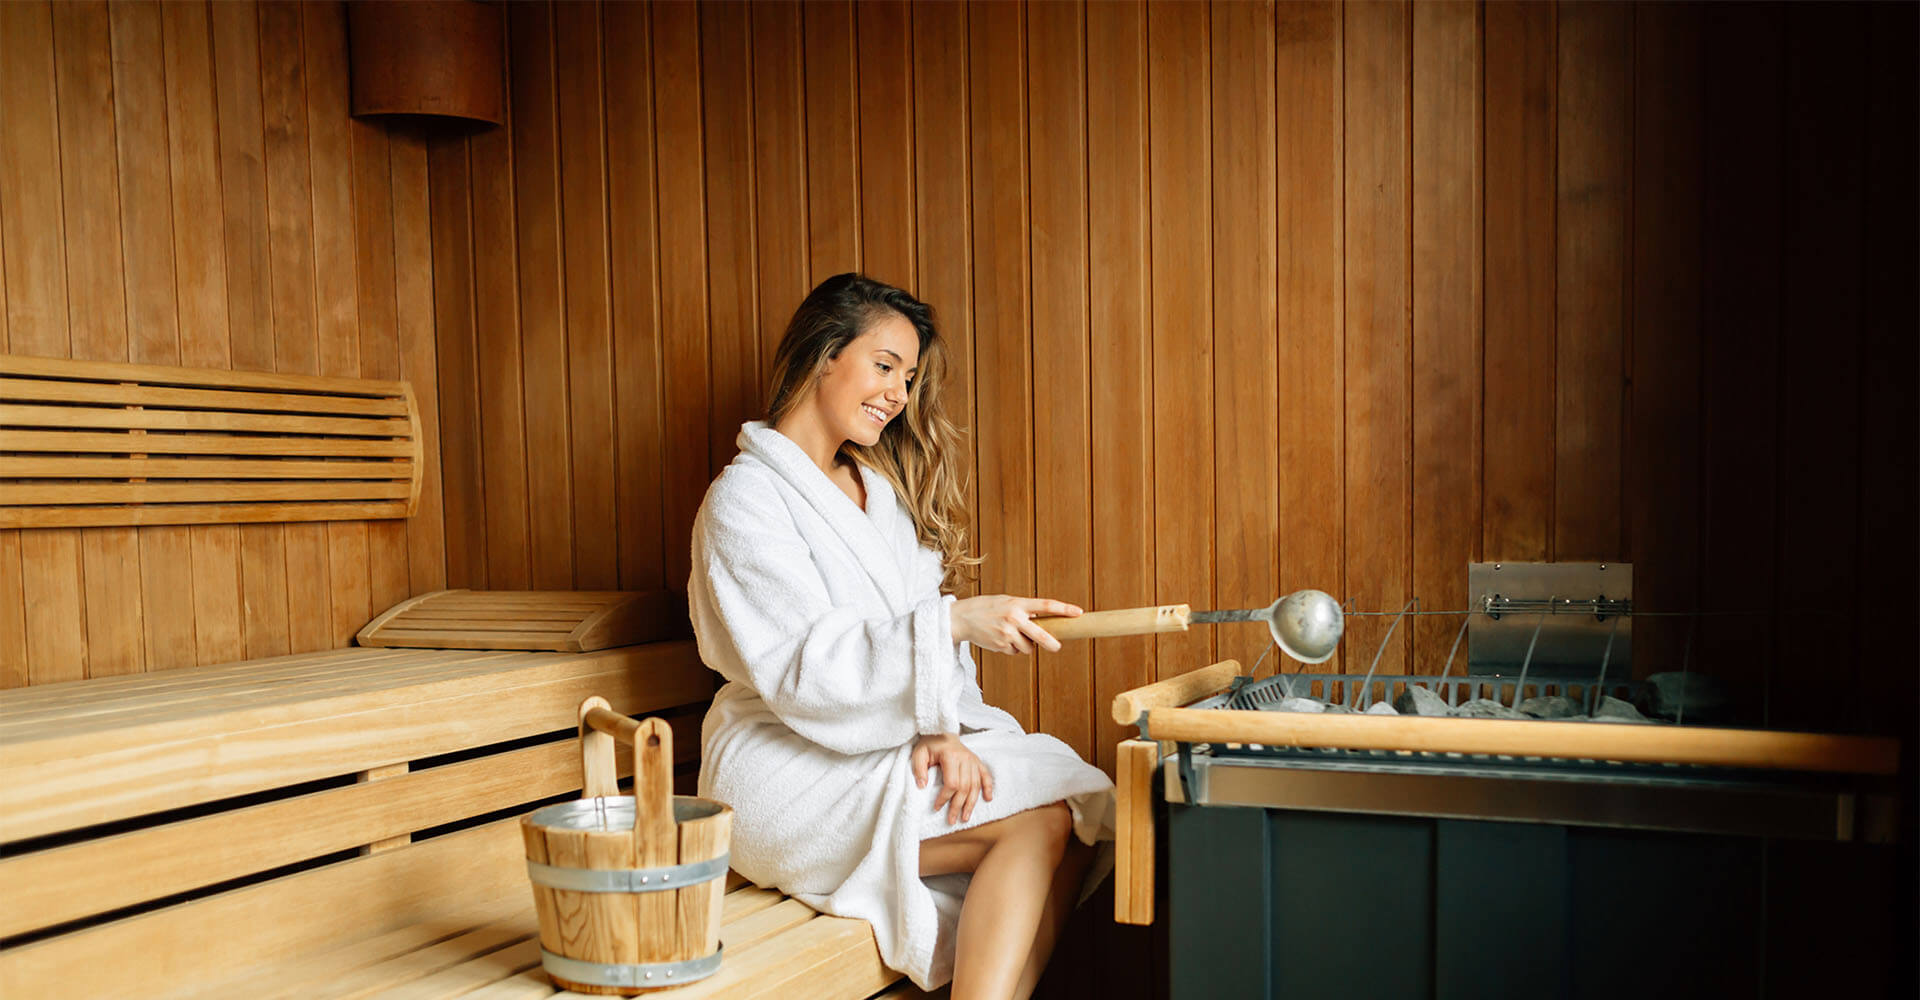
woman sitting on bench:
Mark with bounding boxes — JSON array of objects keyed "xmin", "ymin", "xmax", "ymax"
[{"xmin": 688, "ymin": 273, "xmax": 1114, "ymax": 1000}]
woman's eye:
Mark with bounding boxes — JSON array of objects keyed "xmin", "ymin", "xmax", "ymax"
[{"xmin": 876, "ymin": 363, "xmax": 892, "ymax": 374}]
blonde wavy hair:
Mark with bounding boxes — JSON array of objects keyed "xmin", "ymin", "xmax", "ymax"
[{"xmin": 767, "ymin": 273, "xmax": 980, "ymax": 592}]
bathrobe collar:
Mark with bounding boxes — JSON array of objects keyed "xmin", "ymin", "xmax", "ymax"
[{"xmin": 736, "ymin": 421, "xmax": 909, "ymax": 609}]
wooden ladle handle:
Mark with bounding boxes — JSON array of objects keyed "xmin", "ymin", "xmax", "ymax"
[{"xmin": 1031, "ymin": 604, "xmax": 1192, "ymax": 641}]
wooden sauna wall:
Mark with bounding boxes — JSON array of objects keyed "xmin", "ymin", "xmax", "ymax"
[
  {"xmin": 0, "ymin": 0, "xmax": 446, "ymax": 686},
  {"xmin": 426, "ymin": 0, "xmax": 1916, "ymax": 764}
]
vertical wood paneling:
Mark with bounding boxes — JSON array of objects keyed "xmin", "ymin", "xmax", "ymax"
[
  {"xmin": 301, "ymin": 2, "xmax": 372, "ymax": 649},
  {"xmin": 803, "ymin": 0, "xmax": 860, "ymax": 276},
  {"xmin": 753, "ymin": 0, "xmax": 809, "ymax": 369},
  {"xmin": 1087, "ymin": 0, "xmax": 1153, "ymax": 769},
  {"xmin": 605, "ymin": 0, "xmax": 661, "ymax": 591},
  {"xmin": 112, "ymin": 0, "xmax": 195, "ymax": 677},
  {"xmin": 352, "ymin": 114, "xmax": 413, "ymax": 619},
  {"xmin": 471, "ymin": 109, "xmax": 533, "ymax": 590},
  {"xmin": 1274, "ymin": 0, "xmax": 1346, "ymax": 673},
  {"xmin": 910, "ymin": 0, "xmax": 976, "ymax": 603},
  {"xmin": 0, "ymin": 0, "xmax": 440, "ymax": 683},
  {"xmin": 1146, "ymin": 0, "xmax": 1213, "ymax": 678},
  {"xmin": 1341, "ymin": 0, "xmax": 1412, "ymax": 675},
  {"xmin": 0, "ymin": 136, "xmax": 13, "ymax": 686},
  {"xmin": 1410, "ymin": 1, "xmax": 1482, "ymax": 673},
  {"xmin": 1697, "ymin": 2, "xmax": 1781, "ymax": 703},
  {"xmin": 5, "ymin": 0, "xmax": 88, "ymax": 685},
  {"xmin": 509, "ymin": 1, "xmax": 575, "ymax": 591},
  {"xmin": 1210, "ymin": 0, "xmax": 1279, "ymax": 674},
  {"xmin": 855, "ymin": 0, "xmax": 915, "ymax": 287},
  {"xmin": 699, "ymin": 1, "xmax": 760, "ymax": 482},
  {"xmin": 156, "ymin": 0, "xmax": 228, "ymax": 669},
  {"xmin": 554, "ymin": 0, "xmax": 619, "ymax": 590},
  {"xmin": 55, "ymin": 1, "xmax": 145, "ymax": 678},
  {"xmin": 1028, "ymin": 0, "xmax": 1093, "ymax": 761},
  {"xmin": 1628, "ymin": 3, "xmax": 1703, "ymax": 673},
  {"xmin": 652, "ymin": 0, "xmax": 710, "ymax": 591},
  {"xmin": 392, "ymin": 132, "xmax": 445, "ymax": 597},
  {"xmin": 1481, "ymin": 1, "xmax": 1555, "ymax": 564},
  {"xmin": 259, "ymin": 0, "xmax": 324, "ymax": 656},
  {"xmin": 969, "ymin": 0, "xmax": 1034, "ymax": 728},
  {"xmin": 429, "ymin": 137, "xmax": 486, "ymax": 588},
  {"xmin": 1553, "ymin": 1, "xmax": 1630, "ymax": 562}
]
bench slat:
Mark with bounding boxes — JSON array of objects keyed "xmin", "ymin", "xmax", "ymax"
[
  {"xmin": 0, "ymin": 376, "xmax": 411, "ymax": 416},
  {"xmin": 0, "ymin": 713, "xmax": 701, "ymax": 937},
  {"xmin": 3, "ymin": 429, "xmax": 415, "ymax": 457},
  {"xmin": 0, "ymin": 817, "xmax": 529, "ymax": 997},
  {"xmin": 0, "ymin": 456, "xmax": 413, "ymax": 479},
  {"xmin": 0, "ymin": 499, "xmax": 413, "ymax": 528},
  {"xmin": 1, "ymin": 644, "xmax": 713, "ymax": 842}
]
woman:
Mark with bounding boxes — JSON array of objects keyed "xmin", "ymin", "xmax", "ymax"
[{"xmin": 689, "ymin": 273, "xmax": 1115, "ymax": 999}]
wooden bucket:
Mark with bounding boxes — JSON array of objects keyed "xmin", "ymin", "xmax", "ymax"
[{"xmin": 521, "ymin": 697, "xmax": 732, "ymax": 994}]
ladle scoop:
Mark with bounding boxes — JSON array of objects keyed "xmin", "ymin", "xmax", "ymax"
[{"xmin": 1030, "ymin": 589, "xmax": 1345, "ymax": 664}]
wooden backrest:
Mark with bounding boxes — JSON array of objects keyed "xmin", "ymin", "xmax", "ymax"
[
  {"xmin": 0, "ymin": 353, "xmax": 422, "ymax": 528},
  {"xmin": 0, "ymin": 641, "xmax": 716, "ymax": 996}
]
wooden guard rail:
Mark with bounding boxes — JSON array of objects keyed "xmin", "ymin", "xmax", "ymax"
[{"xmin": 0, "ymin": 353, "xmax": 421, "ymax": 528}]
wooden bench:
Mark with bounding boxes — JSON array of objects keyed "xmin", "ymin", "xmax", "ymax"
[{"xmin": 0, "ymin": 636, "xmax": 912, "ymax": 999}]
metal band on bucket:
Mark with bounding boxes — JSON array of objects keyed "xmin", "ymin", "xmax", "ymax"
[
  {"xmin": 541, "ymin": 946, "xmax": 723, "ymax": 988},
  {"xmin": 525, "ymin": 852, "xmax": 730, "ymax": 893}
]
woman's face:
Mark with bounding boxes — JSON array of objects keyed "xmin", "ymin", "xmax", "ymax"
[{"xmin": 812, "ymin": 312, "xmax": 920, "ymax": 449}]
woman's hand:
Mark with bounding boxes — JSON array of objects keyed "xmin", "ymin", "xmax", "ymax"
[
  {"xmin": 913, "ymin": 733, "xmax": 994, "ymax": 825},
  {"xmin": 950, "ymin": 595, "xmax": 1082, "ymax": 655}
]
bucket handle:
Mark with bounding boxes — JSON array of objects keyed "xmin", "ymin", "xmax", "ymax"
[{"xmin": 575, "ymin": 697, "xmax": 678, "ymax": 856}]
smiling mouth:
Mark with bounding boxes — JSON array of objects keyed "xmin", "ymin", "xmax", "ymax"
[{"xmin": 861, "ymin": 403, "xmax": 890, "ymax": 426}]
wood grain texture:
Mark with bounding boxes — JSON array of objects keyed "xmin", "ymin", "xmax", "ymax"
[
  {"xmin": 1410, "ymin": 0, "xmax": 1482, "ymax": 673},
  {"xmin": 1028, "ymin": 0, "xmax": 1093, "ymax": 760},
  {"xmin": 1275, "ymin": 0, "xmax": 1346, "ymax": 674},
  {"xmin": 1087, "ymin": 0, "xmax": 1154, "ymax": 770},
  {"xmin": 700, "ymin": 1, "xmax": 761, "ymax": 483},
  {"xmin": 431, "ymin": 136, "xmax": 486, "ymax": 588},
  {"xmin": 969, "ymin": 0, "xmax": 1035, "ymax": 728},
  {"xmin": 856, "ymin": 0, "xmax": 915, "ymax": 287},
  {"xmin": 652, "ymin": 0, "xmax": 710, "ymax": 592},
  {"xmin": 508, "ymin": 1, "xmax": 575, "ymax": 592},
  {"xmin": 909, "ymin": 0, "xmax": 977, "ymax": 606},
  {"xmin": 1146, "ymin": 0, "xmax": 1213, "ymax": 678},
  {"xmin": 803, "ymin": 0, "xmax": 860, "ymax": 276},
  {"xmin": 1481, "ymin": 0, "xmax": 1555, "ymax": 565},
  {"xmin": 554, "ymin": 0, "xmax": 619, "ymax": 592},
  {"xmin": 1553, "ymin": 1, "xmax": 1630, "ymax": 562},
  {"xmin": 1342, "ymin": 0, "xmax": 1412, "ymax": 676},
  {"xmin": 1210, "ymin": 0, "xmax": 1280, "ymax": 674},
  {"xmin": 605, "ymin": 0, "xmax": 663, "ymax": 593}
]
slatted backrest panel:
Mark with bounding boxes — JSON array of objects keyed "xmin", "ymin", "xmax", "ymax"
[
  {"xmin": 0, "ymin": 353, "xmax": 421, "ymax": 528},
  {"xmin": 357, "ymin": 589, "xmax": 691, "ymax": 652}
]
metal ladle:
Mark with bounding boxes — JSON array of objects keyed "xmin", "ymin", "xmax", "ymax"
[{"xmin": 1031, "ymin": 589, "xmax": 1345, "ymax": 664}]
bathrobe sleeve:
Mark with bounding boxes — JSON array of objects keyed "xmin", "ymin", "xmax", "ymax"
[{"xmin": 690, "ymin": 471, "xmax": 969, "ymax": 755}]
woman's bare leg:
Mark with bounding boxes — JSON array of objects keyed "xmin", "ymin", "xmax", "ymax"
[
  {"xmin": 919, "ymin": 804, "xmax": 1073, "ymax": 1000},
  {"xmin": 1009, "ymin": 836, "xmax": 1094, "ymax": 1000}
]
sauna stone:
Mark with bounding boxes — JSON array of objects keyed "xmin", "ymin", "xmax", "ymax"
[
  {"xmin": 1394, "ymin": 685, "xmax": 1452, "ymax": 717},
  {"xmin": 1519, "ymin": 695, "xmax": 1579, "ymax": 719},
  {"xmin": 1274, "ymin": 696, "xmax": 1327, "ymax": 713},
  {"xmin": 1363, "ymin": 701, "xmax": 1399, "ymax": 716},
  {"xmin": 1635, "ymin": 672, "xmax": 1731, "ymax": 723},
  {"xmin": 1453, "ymin": 698, "xmax": 1526, "ymax": 720},
  {"xmin": 1590, "ymin": 695, "xmax": 1653, "ymax": 724}
]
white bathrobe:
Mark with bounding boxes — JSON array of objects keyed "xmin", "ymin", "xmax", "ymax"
[{"xmin": 690, "ymin": 421, "xmax": 1115, "ymax": 990}]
